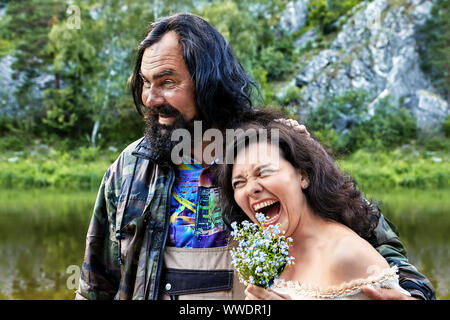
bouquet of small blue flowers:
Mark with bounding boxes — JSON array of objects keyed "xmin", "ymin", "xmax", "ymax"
[{"xmin": 230, "ymin": 213, "xmax": 295, "ymax": 288}]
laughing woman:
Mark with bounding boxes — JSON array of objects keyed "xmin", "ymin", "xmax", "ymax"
[{"xmin": 219, "ymin": 112, "xmax": 412, "ymax": 300}]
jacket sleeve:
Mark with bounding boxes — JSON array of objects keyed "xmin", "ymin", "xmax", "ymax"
[
  {"xmin": 75, "ymin": 170, "xmax": 121, "ymax": 300},
  {"xmin": 372, "ymin": 209, "xmax": 436, "ymax": 300}
]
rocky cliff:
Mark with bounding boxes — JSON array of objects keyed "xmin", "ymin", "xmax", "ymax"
[{"xmin": 282, "ymin": 0, "xmax": 449, "ymax": 130}]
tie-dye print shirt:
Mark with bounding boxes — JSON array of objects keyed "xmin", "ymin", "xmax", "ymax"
[{"xmin": 167, "ymin": 162, "xmax": 228, "ymax": 248}]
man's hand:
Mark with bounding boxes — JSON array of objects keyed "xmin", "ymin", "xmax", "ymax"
[
  {"xmin": 362, "ymin": 285, "xmax": 418, "ymax": 300},
  {"xmin": 275, "ymin": 118, "xmax": 310, "ymax": 136},
  {"xmin": 245, "ymin": 284, "xmax": 292, "ymax": 300}
]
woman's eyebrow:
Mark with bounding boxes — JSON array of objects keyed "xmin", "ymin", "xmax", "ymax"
[
  {"xmin": 232, "ymin": 164, "xmax": 273, "ymax": 179},
  {"xmin": 232, "ymin": 174, "xmax": 245, "ymax": 181},
  {"xmin": 254, "ymin": 164, "xmax": 271, "ymax": 173}
]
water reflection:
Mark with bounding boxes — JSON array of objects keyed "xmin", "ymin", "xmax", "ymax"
[
  {"xmin": 0, "ymin": 190, "xmax": 93, "ymax": 299},
  {"xmin": 366, "ymin": 188, "xmax": 450, "ymax": 299},
  {"xmin": 0, "ymin": 188, "xmax": 448, "ymax": 299}
]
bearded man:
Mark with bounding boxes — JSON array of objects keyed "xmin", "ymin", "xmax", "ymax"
[{"xmin": 76, "ymin": 13, "xmax": 435, "ymax": 300}]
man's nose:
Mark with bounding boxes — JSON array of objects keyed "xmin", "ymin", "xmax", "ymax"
[{"xmin": 143, "ymin": 86, "xmax": 165, "ymax": 108}]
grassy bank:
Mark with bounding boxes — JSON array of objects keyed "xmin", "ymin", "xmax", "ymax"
[
  {"xmin": 0, "ymin": 146, "xmax": 118, "ymax": 190},
  {"xmin": 338, "ymin": 148, "xmax": 449, "ymax": 190},
  {"xmin": 1, "ymin": 144, "xmax": 449, "ymax": 191}
]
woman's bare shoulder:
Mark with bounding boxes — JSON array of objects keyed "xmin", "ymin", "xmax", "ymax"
[{"xmin": 325, "ymin": 227, "xmax": 390, "ymax": 286}]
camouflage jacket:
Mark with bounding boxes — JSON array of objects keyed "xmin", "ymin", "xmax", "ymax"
[{"xmin": 76, "ymin": 138, "xmax": 436, "ymax": 300}]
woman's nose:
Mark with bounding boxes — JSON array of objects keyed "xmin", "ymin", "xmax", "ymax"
[{"xmin": 247, "ymin": 180, "xmax": 263, "ymax": 196}]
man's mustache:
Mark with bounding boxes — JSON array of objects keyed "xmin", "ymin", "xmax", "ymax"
[{"xmin": 147, "ymin": 103, "xmax": 181, "ymax": 118}]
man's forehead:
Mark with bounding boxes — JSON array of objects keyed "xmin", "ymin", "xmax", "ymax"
[
  {"xmin": 147, "ymin": 31, "xmax": 181, "ymax": 54},
  {"xmin": 141, "ymin": 51, "xmax": 182, "ymax": 70},
  {"xmin": 141, "ymin": 32, "xmax": 185, "ymax": 74}
]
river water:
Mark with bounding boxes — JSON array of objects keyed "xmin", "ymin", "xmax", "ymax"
[{"xmin": 0, "ymin": 188, "xmax": 448, "ymax": 299}]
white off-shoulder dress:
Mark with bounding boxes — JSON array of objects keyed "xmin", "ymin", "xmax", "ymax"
[{"xmin": 270, "ymin": 266, "xmax": 411, "ymax": 300}]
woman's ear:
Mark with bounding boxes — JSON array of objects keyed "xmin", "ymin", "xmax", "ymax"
[{"xmin": 298, "ymin": 169, "xmax": 310, "ymax": 190}]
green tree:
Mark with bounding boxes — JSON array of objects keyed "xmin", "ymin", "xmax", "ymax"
[
  {"xmin": 1, "ymin": 0, "xmax": 66, "ymax": 134},
  {"xmin": 419, "ymin": 0, "xmax": 450, "ymax": 102},
  {"xmin": 200, "ymin": 1, "xmax": 262, "ymax": 71},
  {"xmin": 200, "ymin": 0, "xmax": 293, "ymax": 98},
  {"xmin": 44, "ymin": 0, "xmax": 158, "ymax": 147},
  {"xmin": 44, "ymin": 14, "xmax": 99, "ymax": 137}
]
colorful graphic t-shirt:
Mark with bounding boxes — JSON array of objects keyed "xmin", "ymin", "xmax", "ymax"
[{"xmin": 167, "ymin": 163, "xmax": 228, "ymax": 248}]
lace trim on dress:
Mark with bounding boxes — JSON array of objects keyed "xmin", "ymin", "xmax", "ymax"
[{"xmin": 271, "ymin": 266, "xmax": 399, "ymax": 299}]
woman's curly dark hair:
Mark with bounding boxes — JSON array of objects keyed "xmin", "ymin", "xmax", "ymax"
[{"xmin": 218, "ymin": 109, "xmax": 380, "ymax": 242}]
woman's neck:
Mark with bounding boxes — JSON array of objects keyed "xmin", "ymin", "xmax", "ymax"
[
  {"xmin": 280, "ymin": 209, "xmax": 338, "ymax": 282},
  {"xmin": 289, "ymin": 208, "xmax": 337, "ymax": 260}
]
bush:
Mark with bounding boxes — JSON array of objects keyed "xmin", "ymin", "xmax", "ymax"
[
  {"xmin": 0, "ymin": 134, "xmax": 29, "ymax": 152},
  {"xmin": 366, "ymin": 97, "xmax": 417, "ymax": 149},
  {"xmin": 258, "ymin": 34, "xmax": 295, "ymax": 81},
  {"xmin": 339, "ymin": 149, "xmax": 450, "ymax": 190},
  {"xmin": 307, "ymin": 91, "xmax": 417, "ymax": 154},
  {"xmin": 99, "ymin": 99, "xmax": 144, "ymax": 148},
  {"xmin": 442, "ymin": 115, "xmax": 450, "ymax": 138},
  {"xmin": 307, "ymin": 0, "xmax": 364, "ymax": 34},
  {"xmin": 251, "ymin": 66, "xmax": 275, "ymax": 105},
  {"xmin": 279, "ymin": 86, "xmax": 302, "ymax": 105},
  {"xmin": 0, "ymin": 146, "xmax": 115, "ymax": 190},
  {"xmin": 417, "ymin": 133, "xmax": 450, "ymax": 152},
  {"xmin": 307, "ymin": 90, "xmax": 371, "ymax": 154},
  {"xmin": 259, "ymin": 47, "xmax": 290, "ymax": 81},
  {"xmin": 311, "ymin": 125, "xmax": 340, "ymax": 155}
]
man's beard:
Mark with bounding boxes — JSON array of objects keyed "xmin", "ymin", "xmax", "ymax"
[{"xmin": 143, "ymin": 103, "xmax": 195, "ymax": 165}]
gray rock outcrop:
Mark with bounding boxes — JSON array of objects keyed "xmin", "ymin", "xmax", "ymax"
[
  {"xmin": 0, "ymin": 55, "xmax": 18, "ymax": 117},
  {"xmin": 279, "ymin": 0, "xmax": 309, "ymax": 34},
  {"xmin": 289, "ymin": 0, "xmax": 448, "ymax": 130}
]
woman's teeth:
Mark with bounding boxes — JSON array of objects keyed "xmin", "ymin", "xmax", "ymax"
[
  {"xmin": 252, "ymin": 200, "xmax": 278, "ymax": 212},
  {"xmin": 264, "ymin": 212, "xmax": 280, "ymax": 225}
]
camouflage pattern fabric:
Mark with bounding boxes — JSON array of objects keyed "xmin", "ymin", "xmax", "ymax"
[
  {"xmin": 76, "ymin": 138, "xmax": 436, "ymax": 300},
  {"xmin": 372, "ymin": 214, "xmax": 436, "ymax": 299}
]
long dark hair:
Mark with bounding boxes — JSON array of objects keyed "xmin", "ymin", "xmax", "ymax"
[
  {"xmin": 218, "ymin": 110, "xmax": 379, "ymax": 242},
  {"xmin": 130, "ymin": 13, "xmax": 258, "ymax": 129}
]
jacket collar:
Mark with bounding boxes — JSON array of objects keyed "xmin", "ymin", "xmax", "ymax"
[
  {"xmin": 131, "ymin": 136, "xmax": 220, "ymax": 167},
  {"xmin": 131, "ymin": 137, "xmax": 174, "ymax": 167},
  {"xmin": 131, "ymin": 137, "xmax": 153, "ymax": 159}
]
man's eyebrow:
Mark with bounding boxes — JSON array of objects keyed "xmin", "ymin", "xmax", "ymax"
[
  {"xmin": 139, "ymin": 71, "xmax": 148, "ymax": 82},
  {"xmin": 231, "ymin": 174, "xmax": 245, "ymax": 181},
  {"xmin": 139, "ymin": 70, "xmax": 176, "ymax": 82}
]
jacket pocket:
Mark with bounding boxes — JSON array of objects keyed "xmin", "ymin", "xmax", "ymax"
[{"xmin": 161, "ymin": 269, "xmax": 233, "ymax": 296}]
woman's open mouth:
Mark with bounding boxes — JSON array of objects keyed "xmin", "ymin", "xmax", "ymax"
[{"xmin": 252, "ymin": 199, "xmax": 281, "ymax": 226}]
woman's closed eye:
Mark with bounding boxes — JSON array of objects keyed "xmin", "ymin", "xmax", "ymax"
[
  {"xmin": 258, "ymin": 169, "xmax": 274, "ymax": 176},
  {"xmin": 232, "ymin": 180, "xmax": 245, "ymax": 189},
  {"xmin": 232, "ymin": 170, "xmax": 275, "ymax": 189}
]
